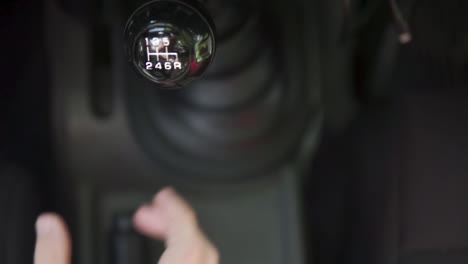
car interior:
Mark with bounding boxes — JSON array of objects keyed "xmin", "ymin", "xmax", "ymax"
[{"xmin": 1, "ymin": 0, "xmax": 468, "ymax": 263}]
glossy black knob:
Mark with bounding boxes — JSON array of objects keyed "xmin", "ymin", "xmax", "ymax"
[{"xmin": 124, "ymin": 0, "xmax": 216, "ymax": 88}]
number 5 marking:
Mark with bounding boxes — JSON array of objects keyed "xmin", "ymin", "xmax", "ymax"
[{"xmin": 162, "ymin": 37, "xmax": 170, "ymax": 47}]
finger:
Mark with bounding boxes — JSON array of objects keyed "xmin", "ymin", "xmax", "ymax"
[
  {"xmin": 133, "ymin": 187, "xmax": 219, "ymax": 264},
  {"xmin": 34, "ymin": 213, "xmax": 71, "ymax": 264},
  {"xmin": 132, "ymin": 203, "xmax": 167, "ymax": 239},
  {"xmin": 133, "ymin": 187, "xmax": 198, "ymax": 242}
]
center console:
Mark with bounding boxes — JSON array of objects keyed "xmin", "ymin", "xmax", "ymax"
[{"xmin": 45, "ymin": 0, "xmax": 323, "ymax": 262}]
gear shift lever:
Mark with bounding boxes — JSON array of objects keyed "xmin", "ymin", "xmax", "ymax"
[{"xmin": 124, "ymin": 0, "xmax": 216, "ymax": 88}]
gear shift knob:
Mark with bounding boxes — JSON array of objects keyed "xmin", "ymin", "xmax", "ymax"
[{"xmin": 124, "ymin": 0, "xmax": 216, "ymax": 88}]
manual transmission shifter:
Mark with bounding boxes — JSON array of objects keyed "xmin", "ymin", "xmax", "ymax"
[{"xmin": 124, "ymin": 0, "xmax": 216, "ymax": 88}]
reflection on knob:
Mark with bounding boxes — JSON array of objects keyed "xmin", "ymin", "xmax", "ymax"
[{"xmin": 124, "ymin": 0, "xmax": 216, "ymax": 88}]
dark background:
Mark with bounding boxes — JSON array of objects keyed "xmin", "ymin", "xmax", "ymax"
[{"xmin": 1, "ymin": 0, "xmax": 468, "ymax": 264}]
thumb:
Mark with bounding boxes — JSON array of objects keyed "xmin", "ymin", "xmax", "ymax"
[{"xmin": 34, "ymin": 213, "xmax": 71, "ymax": 264}]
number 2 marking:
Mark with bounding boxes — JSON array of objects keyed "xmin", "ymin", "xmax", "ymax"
[{"xmin": 146, "ymin": 62, "xmax": 153, "ymax": 70}]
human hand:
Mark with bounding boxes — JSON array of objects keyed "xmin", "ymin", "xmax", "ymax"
[{"xmin": 34, "ymin": 187, "xmax": 219, "ymax": 264}]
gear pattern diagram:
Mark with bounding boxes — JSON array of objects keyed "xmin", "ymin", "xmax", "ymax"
[{"xmin": 145, "ymin": 37, "xmax": 182, "ymax": 71}]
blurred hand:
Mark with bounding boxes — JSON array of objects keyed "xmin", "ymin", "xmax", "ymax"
[{"xmin": 34, "ymin": 187, "xmax": 219, "ymax": 264}]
